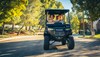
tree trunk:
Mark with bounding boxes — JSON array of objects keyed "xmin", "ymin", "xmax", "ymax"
[
  {"xmin": 90, "ymin": 21, "xmax": 95, "ymax": 37},
  {"xmin": 28, "ymin": 26, "xmax": 31, "ymax": 31},
  {"xmin": 79, "ymin": 20, "xmax": 81, "ymax": 34},
  {"xmin": 89, "ymin": 14, "xmax": 95, "ymax": 37},
  {"xmin": 17, "ymin": 25, "xmax": 24, "ymax": 35},
  {"xmin": 83, "ymin": 12, "xmax": 85, "ymax": 37},
  {"xmin": 2, "ymin": 22, "xmax": 5, "ymax": 35},
  {"xmin": 83, "ymin": 19, "xmax": 85, "ymax": 37},
  {"xmin": 12, "ymin": 23, "xmax": 15, "ymax": 31},
  {"xmin": 25, "ymin": 26, "xmax": 28, "ymax": 30}
]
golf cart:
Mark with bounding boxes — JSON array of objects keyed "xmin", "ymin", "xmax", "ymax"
[{"xmin": 44, "ymin": 9, "xmax": 75, "ymax": 50}]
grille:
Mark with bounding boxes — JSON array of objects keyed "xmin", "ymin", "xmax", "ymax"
[{"xmin": 55, "ymin": 31, "xmax": 65, "ymax": 36}]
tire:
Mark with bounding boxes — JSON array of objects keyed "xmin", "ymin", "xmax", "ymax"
[
  {"xmin": 44, "ymin": 36, "xmax": 50, "ymax": 50},
  {"xmin": 67, "ymin": 36, "xmax": 75, "ymax": 50},
  {"xmin": 62, "ymin": 39, "xmax": 66, "ymax": 45}
]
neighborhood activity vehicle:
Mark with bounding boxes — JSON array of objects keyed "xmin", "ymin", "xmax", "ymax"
[{"xmin": 44, "ymin": 9, "xmax": 75, "ymax": 50}]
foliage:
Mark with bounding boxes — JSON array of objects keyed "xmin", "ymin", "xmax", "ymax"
[
  {"xmin": 20, "ymin": 0, "xmax": 42, "ymax": 27},
  {"xmin": 70, "ymin": 0, "xmax": 100, "ymax": 21},
  {"xmin": 0, "ymin": 0, "xmax": 28, "ymax": 34},
  {"xmin": 71, "ymin": 15, "xmax": 80, "ymax": 33},
  {"xmin": 40, "ymin": 0, "xmax": 64, "ymax": 27},
  {"xmin": 70, "ymin": 0, "xmax": 100, "ymax": 36},
  {"xmin": 0, "ymin": 0, "xmax": 28, "ymax": 23},
  {"xmin": 0, "ymin": 0, "xmax": 64, "ymax": 35}
]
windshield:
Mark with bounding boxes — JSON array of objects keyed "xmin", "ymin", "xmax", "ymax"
[{"xmin": 47, "ymin": 14, "xmax": 68, "ymax": 24}]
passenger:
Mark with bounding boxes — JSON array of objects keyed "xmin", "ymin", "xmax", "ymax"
[
  {"xmin": 59, "ymin": 14, "xmax": 64, "ymax": 24},
  {"xmin": 56, "ymin": 14, "xmax": 64, "ymax": 24},
  {"xmin": 56, "ymin": 16, "xmax": 59, "ymax": 21}
]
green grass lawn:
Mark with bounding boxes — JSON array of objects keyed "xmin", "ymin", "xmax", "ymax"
[
  {"xmin": 0, "ymin": 35, "xmax": 10, "ymax": 38},
  {"xmin": 94, "ymin": 34, "xmax": 100, "ymax": 39},
  {"xmin": 83, "ymin": 34, "xmax": 100, "ymax": 39},
  {"xmin": 78, "ymin": 34, "xmax": 100, "ymax": 39}
]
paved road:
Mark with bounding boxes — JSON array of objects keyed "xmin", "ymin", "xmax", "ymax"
[{"xmin": 0, "ymin": 35, "xmax": 100, "ymax": 57}]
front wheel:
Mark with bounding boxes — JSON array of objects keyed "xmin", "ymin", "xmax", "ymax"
[
  {"xmin": 67, "ymin": 36, "xmax": 75, "ymax": 50},
  {"xmin": 62, "ymin": 39, "xmax": 66, "ymax": 45},
  {"xmin": 44, "ymin": 36, "xmax": 50, "ymax": 50}
]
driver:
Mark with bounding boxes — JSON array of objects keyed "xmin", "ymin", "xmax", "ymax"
[{"xmin": 48, "ymin": 15, "xmax": 55, "ymax": 24}]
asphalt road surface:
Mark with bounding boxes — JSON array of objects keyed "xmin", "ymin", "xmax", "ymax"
[{"xmin": 0, "ymin": 35, "xmax": 100, "ymax": 57}]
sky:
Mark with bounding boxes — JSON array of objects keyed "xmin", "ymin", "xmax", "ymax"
[{"xmin": 57, "ymin": 0, "xmax": 73, "ymax": 12}]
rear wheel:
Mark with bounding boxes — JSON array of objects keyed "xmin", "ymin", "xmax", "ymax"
[
  {"xmin": 44, "ymin": 36, "xmax": 50, "ymax": 50},
  {"xmin": 67, "ymin": 36, "xmax": 75, "ymax": 50}
]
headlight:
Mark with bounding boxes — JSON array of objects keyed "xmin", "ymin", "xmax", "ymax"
[
  {"xmin": 65, "ymin": 28, "xmax": 70, "ymax": 30},
  {"xmin": 48, "ymin": 28, "xmax": 53, "ymax": 30}
]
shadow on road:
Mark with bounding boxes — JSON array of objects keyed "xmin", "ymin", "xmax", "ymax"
[
  {"xmin": 0, "ymin": 40, "xmax": 44, "ymax": 57},
  {"xmin": 0, "ymin": 38, "xmax": 100, "ymax": 57}
]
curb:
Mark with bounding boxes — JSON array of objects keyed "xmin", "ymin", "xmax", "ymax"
[{"xmin": 0, "ymin": 36, "xmax": 35, "ymax": 42}]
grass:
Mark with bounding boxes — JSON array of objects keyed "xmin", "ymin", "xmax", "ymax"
[
  {"xmin": 79, "ymin": 34, "xmax": 100, "ymax": 39},
  {"xmin": 94, "ymin": 34, "xmax": 100, "ymax": 39},
  {"xmin": 0, "ymin": 31, "xmax": 36, "ymax": 38},
  {"xmin": 0, "ymin": 35, "xmax": 10, "ymax": 38}
]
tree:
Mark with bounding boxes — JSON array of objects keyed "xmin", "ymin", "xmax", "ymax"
[
  {"xmin": 71, "ymin": 15, "xmax": 80, "ymax": 34},
  {"xmin": 57, "ymin": 2, "xmax": 64, "ymax": 9},
  {"xmin": 24, "ymin": 0, "xmax": 42, "ymax": 27},
  {"xmin": 0, "ymin": 0, "xmax": 64, "ymax": 35},
  {"xmin": 17, "ymin": 0, "xmax": 43, "ymax": 35},
  {"xmin": 70, "ymin": 0, "xmax": 100, "ymax": 37},
  {"xmin": 40, "ymin": 0, "xmax": 64, "ymax": 27},
  {"xmin": 10, "ymin": 17, "xmax": 21, "ymax": 31},
  {"xmin": 0, "ymin": 0, "xmax": 28, "ymax": 34}
]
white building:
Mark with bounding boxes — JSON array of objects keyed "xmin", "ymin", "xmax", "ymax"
[{"xmin": 93, "ymin": 18, "xmax": 100, "ymax": 31}]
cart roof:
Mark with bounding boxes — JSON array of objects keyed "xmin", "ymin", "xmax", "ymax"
[{"xmin": 45, "ymin": 9, "xmax": 69, "ymax": 14}]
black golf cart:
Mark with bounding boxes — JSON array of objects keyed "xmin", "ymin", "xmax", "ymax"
[{"xmin": 44, "ymin": 9, "xmax": 75, "ymax": 50}]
